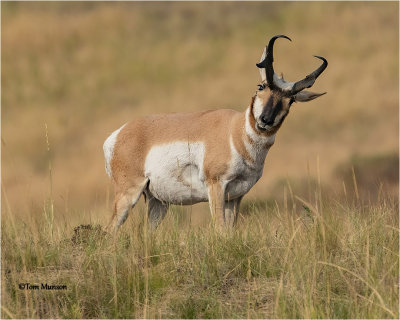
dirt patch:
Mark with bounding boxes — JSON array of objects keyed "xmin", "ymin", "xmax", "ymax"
[{"xmin": 71, "ymin": 224, "xmax": 108, "ymax": 245}]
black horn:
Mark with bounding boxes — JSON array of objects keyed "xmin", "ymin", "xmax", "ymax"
[
  {"xmin": 256, "ymin": 35, "xmax": 291, "ymax": 87},
  {"xmin": 289, "ymin": 55, "xmax": 328, "ymax": 95}
]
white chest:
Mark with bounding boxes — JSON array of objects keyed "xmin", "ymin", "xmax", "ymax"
[{"xmin": 224, "ymin": 137, "xmax": 269, "ymax": 199}]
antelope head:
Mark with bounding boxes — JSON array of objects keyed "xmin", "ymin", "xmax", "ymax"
[{"xmin": 252, "ymin": 35, "xmax": 328, "ymax": 135}]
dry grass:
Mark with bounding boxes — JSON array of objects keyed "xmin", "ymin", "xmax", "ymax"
[
  {"xmin": 2, "ymin": 186, "xmax": 398, "ymax": 318},
  {"xmin": 1, "ymin": 2, "xmax": 399, "ymax": 318}
]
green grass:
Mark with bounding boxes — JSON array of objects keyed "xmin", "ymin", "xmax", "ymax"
[{"xmin": 2, "ymin": 193, "xmax": 398, "ymax": 318}]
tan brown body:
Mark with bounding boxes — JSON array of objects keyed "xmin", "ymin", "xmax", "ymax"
[
  {"xmin": 104, "ymin": 104, "xmax": 276, "ymax": 229},
  {"xmin": 111, "ymin": 109, "xmax": 242, "ymax": 191}
]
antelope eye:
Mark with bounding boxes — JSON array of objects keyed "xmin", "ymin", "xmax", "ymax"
[{"xmin": 257, "ymin": 84, "xmax": 265, "ymax": 91}]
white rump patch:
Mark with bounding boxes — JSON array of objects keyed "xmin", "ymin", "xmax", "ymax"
[{"xmin": 103, "ymin": 124, "xmax": 126, "ymax": 177}]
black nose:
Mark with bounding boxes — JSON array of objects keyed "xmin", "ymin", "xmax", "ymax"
[{"xmin": 261, "ymin": 115, "xmax": 274, "ymax": 126}]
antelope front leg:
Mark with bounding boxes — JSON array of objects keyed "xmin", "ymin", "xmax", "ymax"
[
  {"xmin": 207, "ymin": 182, "xmax": 225, "ymax": 228},
  {"xmin": 224, "ymin": 196, "xmax": 243, "ymax": 228}
]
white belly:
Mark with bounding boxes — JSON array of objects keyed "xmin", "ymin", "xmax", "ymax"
[
  {"xmin": 144, "ymin": 142, "xmax": 208, "ymax": 204},
  {"xmin": 144, "ymin": 140, "xmax": 267, "ymax": 205}
]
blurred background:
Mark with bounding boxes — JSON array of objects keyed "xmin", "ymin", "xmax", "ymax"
[{"xmin": 2, "ymin": 2, "xmax": 398, "ymax": 225}]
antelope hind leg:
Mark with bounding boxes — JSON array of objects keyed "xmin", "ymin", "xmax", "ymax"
[{"xmin": 108, "ymin": 179, "xmax": 149, "ymax": 232}]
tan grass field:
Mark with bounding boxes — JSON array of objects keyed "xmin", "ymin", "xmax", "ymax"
[{"xmin": 1, "ymin": 2, "xmax": 399, "ymax": 318}]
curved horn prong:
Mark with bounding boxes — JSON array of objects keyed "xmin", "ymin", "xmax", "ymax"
[
  {"xmin": 256, "ymin": 35, "xmax": 291, "ymax": 86},
  {"xmin": 289, "ymin": 56, "xmax": 328, "ymax": 95}
]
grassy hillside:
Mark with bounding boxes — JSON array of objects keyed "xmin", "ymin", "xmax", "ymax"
[
  {"xmin": 2, "ymin": 192, "xmax": 398, "ymax": 318},
  {"xmin": 1, "ymin": 2, "xmax": 399, "ymax": 318}
]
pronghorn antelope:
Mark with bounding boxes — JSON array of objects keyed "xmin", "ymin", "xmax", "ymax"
[{"xmin": 104, "ymin": 35, "xmax": 327, "ymax": 230}]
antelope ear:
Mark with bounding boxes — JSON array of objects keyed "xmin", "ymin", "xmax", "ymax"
[
  {"xmin": 293, "ymin": 90, "xmax": 326, "ymax": 102},
  {"xmin": 257, "ymin": 47, "xmax": 267, "ymax": 82}
]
